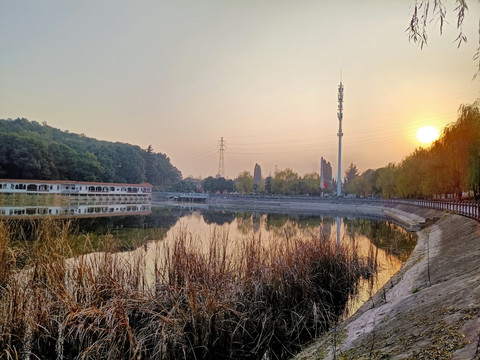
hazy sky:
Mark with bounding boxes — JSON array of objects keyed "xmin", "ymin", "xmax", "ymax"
[{"xmin": 1, "ymin": 1, "xmax": 479, "ymax": 180}]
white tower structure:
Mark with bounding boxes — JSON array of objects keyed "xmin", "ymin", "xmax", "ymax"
[{"xmin": 337, "ymin": 81, "xmax": 344, "ymax": 197}]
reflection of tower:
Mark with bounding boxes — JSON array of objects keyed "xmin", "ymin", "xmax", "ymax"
[
  {"xmin": 253, "ymin": 212, "xmax": 261, "ymax": 233},
  {"xmin": 336, "ymin": 216, "xmax": 341, "ymax": 248},
  {"xmin": 337, "ymin": 80, "xmax": 344, "ymax": 196},
  {"xmin": 217, "ymin": 137, "xmax": 226, "ymax": 178}
]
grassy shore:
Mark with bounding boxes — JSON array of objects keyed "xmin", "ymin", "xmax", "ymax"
[{"xmin": 0, "ymin": 218, "xmax": 376, "ymax": 360}]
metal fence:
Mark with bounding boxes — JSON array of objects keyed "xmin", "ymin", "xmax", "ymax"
[
  {"xmin": 163, "ymin": 192, "xmax": 480, "ymax": 222},
  {"xmin": 387, "ymin": 198, "xmax": 480, "ymax": 222}
]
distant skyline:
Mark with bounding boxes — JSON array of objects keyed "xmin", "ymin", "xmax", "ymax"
[{"xmin": 1, "ymin": 1, "xmax": 479, "ymax": 180}]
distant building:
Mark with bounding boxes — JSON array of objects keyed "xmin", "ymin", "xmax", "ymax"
[
  {"xmin": 254, "ymin": 163, "xmax": 262, "ymax": 184},
  {"xmin": 323, "ymin": 159, "xmax": 332, "ymax": 184},
  {"xmin": 320, "ymin": 158, "xmax": 333, "ymax": 189}
]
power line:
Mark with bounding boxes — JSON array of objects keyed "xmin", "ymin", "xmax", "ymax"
[{"xmin": 217, "ymin": 137, "xmax": 226, "ymax": 177}]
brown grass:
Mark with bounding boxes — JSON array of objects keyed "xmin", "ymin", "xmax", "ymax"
[{"xmin": 0, "ymin": 219, "xmax": 374, "ymax": 360}]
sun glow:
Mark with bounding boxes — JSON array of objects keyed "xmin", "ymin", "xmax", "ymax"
[{"xmin": 416, "ymin": 126, "xmax": 440, "ymax": 144}]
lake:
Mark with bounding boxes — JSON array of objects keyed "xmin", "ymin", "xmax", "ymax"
[
  {"xmin": 48, "ymin": 206, "xmax": 416, "ymax": 316},
  {"xmin": 0, "ymin": 204, "xmax": 416, "ymax": 359}
]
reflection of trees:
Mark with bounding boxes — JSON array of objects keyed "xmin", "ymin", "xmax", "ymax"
[
  {"xmin": 235, "ymin": 212, "xmax": 254, "ymax": 234},
  {"xmin": 71, "ymin": 207, "xmax": 187, "ymax": 234},
  {"xmin": 343, "ymin": 218, "xmax": 417, "ymax": 262},
  {"xmin": 291, "ymin": 215, "xmax": 323, "ymax": 230},
  {"xmin": 319, "ymin": 218, "xmax": 333, "ymax": 239},
  {"xmin": 264, "ymin": 214, "xmax": 337, "ymax": 239},
  {"xmin": 265, "ymin": 214, "xmax": 288, "ymax": 230},
  {"xmin": 201, "ymin": 209, "xmax": 235, "ymax": 225},
  {"xmin": 69, "ymin": 207, "xmax": 190, "ymax": 252}
]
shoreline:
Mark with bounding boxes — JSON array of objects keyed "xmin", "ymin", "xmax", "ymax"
[
  {"xmin": 291, "ymin": 203, "xmax": 480, "ymax": 359},
  {"xmin": 165, "ymin": 197, "xmax": 480, "ymax": 358}
]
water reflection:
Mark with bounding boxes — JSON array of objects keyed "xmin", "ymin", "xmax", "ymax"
[
  {"xmin": 2, "ymin": 205, "xmax": 416, "ymax": 265},
  {"xmin": 0, "ymin": 203, "xmax": 151, "ymax": 218},
  {"xmin": 103, "ymin": 209, "xmax": 415, "ymax": 320},
  {"xmin": 189, "ymin": 211, "xmax": 413, "ymax": 316},
  {"xmin": 337, "ymin": 216, "xmax": 341, "ymax": 247},
  {"xmin": 4, "ymin": 205, "xmax": 416, "ymax": 326},
  {"xmin": 0, "ymin": 203, "xmax": 418, "ymax": 360}
]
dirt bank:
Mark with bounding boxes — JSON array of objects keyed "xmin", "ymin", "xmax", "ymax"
[{"xmin": 293, "ymin": 204, "xmax": 480, "ymax": 359}]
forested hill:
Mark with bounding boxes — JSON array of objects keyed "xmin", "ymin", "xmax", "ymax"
[{"xmin": 0, "ymin": 118, "xmax": 181, "ymax": 189}]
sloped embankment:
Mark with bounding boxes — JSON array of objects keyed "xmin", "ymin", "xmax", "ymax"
[{"xmin": 294, "ymin": 204, "xmax": 480, "ymax": 359}]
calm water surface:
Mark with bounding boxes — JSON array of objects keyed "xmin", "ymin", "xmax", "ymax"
[
  {"xmin": 97, "ymin": 207, "xmax": 416, "ymax": 317},
  {"xmin": 3, "ymin": 204, "xmax": 416, "ymax": 317}
]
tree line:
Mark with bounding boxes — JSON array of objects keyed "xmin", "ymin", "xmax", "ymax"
[
  {"xmin": 348, "ymin": 100, "xmax": 480, "ymax": 200},
  {"xmin": 0, "ymin": 118, "xmax": 181, "ymax": 189},
  {"xmin": 181, "ymin": 169, "xmax": 335, "ymax": 196},
  {"xmin": 189, "ymin": 100, "xmax": 480, "ymax": 201}
]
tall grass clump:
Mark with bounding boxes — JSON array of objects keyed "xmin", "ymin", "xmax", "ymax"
[{"xmin": 0, "ymin": 219, "xmax": 374, "ymax": 360}]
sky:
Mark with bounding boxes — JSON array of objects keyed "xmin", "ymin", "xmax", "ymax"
[{"xmin": 1, "ymin": 1, "xmax": 479, "ymax": 180}]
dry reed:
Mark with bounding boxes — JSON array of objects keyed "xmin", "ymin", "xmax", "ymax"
[{"xmin": 0, "ymin": 219, "xmax": 373, "ymax": 360}]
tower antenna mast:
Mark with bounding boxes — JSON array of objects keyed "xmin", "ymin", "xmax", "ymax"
[{"xmin": 337, "ymin": 79, "xmax": 344, "ymax": 196}]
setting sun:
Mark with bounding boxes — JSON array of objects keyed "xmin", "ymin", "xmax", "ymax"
[{"xmin": 416, "ymin": 126, "xmax": 440, "ymax": 144}]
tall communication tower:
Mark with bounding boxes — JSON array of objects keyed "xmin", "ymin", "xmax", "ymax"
[
  {"xmin": 337, "ymin": 81, "xmax": 344, "ymax": 197},
  {"xmin": 217, "ymin": 137, "xmax": 226, "ymax": 178}
]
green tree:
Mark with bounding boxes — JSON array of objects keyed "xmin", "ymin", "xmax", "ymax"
[
  {"xmin": 348, "ymin": 175, "xmax": 371, "ymax": 197},
  {"xmin": 302, "ymin": 172, "xmax": 321, "ymax": 195},
  {"xmin": 202, "ymin": 176, "xmax": 234, "ymax": 193},
  {"xmin": 72, "ymin": 152, "xmax": 104, "ymax": 182},
  {"xmin": 382, "ymin": 99, "xmax": 480, "ymax": 199},
  {"xmin": 0, "ymin": 118, "xmax": 181, "ymax": 185},
  {"xmin": 236, "ymin": 171, "xmax": 254, "ymax": 194},
  {"xmin": 376, "ymin": 163, "xmax": 397, "ymax": 199},
  {"xmin": 464, "ymin": 100, "xmax": 480, "ymax": 198},
  {"xmin": 396, "ymin": 149, "xmax": 429, "ymax": 198},
  {"xmin": 442, "ymin": 101, "xmax": 480, "ymax": 198},
  {"xmin": 172, "ymin": 179, "xmax": 198, "ymax": 193},
  {"xmin": 343, "ymin": 162, "xmax": 359, "ymax": 193},
  {"xmin": 271, "ymin": 168, "xmax": 300, "ymax": 195},
  {"xmin": 265, "ymin": 176, "xmax": 272, "ymax": 194},
  {"xmin": 0, "ymin": 133, "xmax": 51, "ymax": 179}
]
